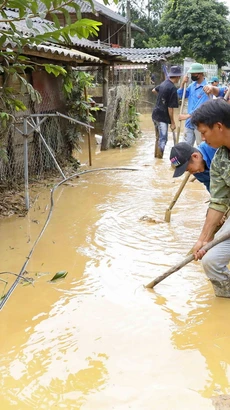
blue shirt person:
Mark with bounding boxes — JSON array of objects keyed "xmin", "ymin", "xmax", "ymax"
[
  {"xmin": 178, "ymin": 77, "xmax": 209, "ymax": 130},
  {"xmin": 177, "ymin": 62, "xmax": 226, "ymax": 146},
  {"xmin": 170, "ymin": 141, "xmax": 216, "ymax": 192},
  {"xmin": 195, "ymin": 142, "xmax": 217, "ymax": 191},
  {"xmin": 210, "ymin": 76, "xmax": 220, "ymax": 88}
]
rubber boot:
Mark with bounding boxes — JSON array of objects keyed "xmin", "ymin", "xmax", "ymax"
[
  {"xmin": 155, "ymin": 144, "xmax": 163, "ymax": 159},
  {"xmin": 154, "ymin": 127, "xmax": 163, "ymax": 158},
  {"xmin": 210, "ymin": 278, "xmax": 230, "ymax": 298}
]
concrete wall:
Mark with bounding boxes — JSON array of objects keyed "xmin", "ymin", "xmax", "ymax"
[
  {"xmin": 89, "ymin": 84, "xmax": 155, "ymax": 114},
  {"xmin": 136, "ymin": 85, "xmax": 155, "ymax": 114}
]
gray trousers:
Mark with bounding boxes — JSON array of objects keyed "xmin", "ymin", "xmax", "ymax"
[
  {"xmin": 202, "ymin": 217, "xmax": 230, "ymax": 296},
  {"xmin": 183, "ymin": 127, "xmax": 202, "ymax": 146}
]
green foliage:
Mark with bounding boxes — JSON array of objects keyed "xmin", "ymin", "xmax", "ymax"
[
  {"xmin": 0, "ymin": 112, "xmax": 10, "ymax": 129},
  {"xmin": 113, "ymin": 86, "xmax": 141, "ymax": 148},
  {"xmin": 0, "ymin": 62, "xmax": 43, "ymax": 152},
  {"xmin": 11, "ymin": 99, "xmax": 27, "ymax": 111},
  {"xmin": 50, "ymin": 270, "xmax": 68, "ymax": 281},
  {"xmin": 123, "ymin": 0, "xmax": 167, "ymax": 48},
  {"xmin": 44, "ymin": 64, "xmax": 67, "ymax": 77},
  {"xmin": 132, "ymin": 14, "xmax": 162, "ymax": 48},
  {"xmin": 129, "ymin": 0, "xmax": 230, "ymax": 67},
  {"xmin": 147, "ymin": 0, "xmax": 168, "ymax": 19},
  {"xmin": 159, "ymin": 0, "xmax": 230, "ymax": 66},
  {"xmin": 31, "ymin": 19, "xmax": 101, "ymax": 44},
  {"xmin": 0, "ymin": 0, "xmax": 105, "ymax": 159},
  {"xmin": 118, "ymin": 0, "xmax": 167, "ymax": 19},
  {"xmin": 18, "ymin": 74, "xmax": 42, "ymax": 102},
  {"xmin": 0, "ymin": 2, "xmax": 102, "ymax": 45},
  {"xmin": 64, "ymin": 70, "xmax": 97, "ymax": 154}
]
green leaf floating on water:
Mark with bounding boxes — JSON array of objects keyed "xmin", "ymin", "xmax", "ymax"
[{"xmin": 50, "ymin": 271, "xmax": 68, "ymax": 282}]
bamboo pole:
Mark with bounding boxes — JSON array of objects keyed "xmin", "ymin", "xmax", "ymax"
[
  {"xmin": 172, "ymin": 130, "xmax": 176, "ymax": 145},
  {"xmin": 176, "ymin": 82, "xmax": 187, "ymax": 143},
  {"xmin": 145, "ymin": 230, "xmax": 230, "ymax": 289},
  {"xmin": 164, "ymin": 171, "xmax": 190, "ymax": 222}
]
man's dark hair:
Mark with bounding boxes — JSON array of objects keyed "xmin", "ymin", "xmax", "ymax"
[{"xmin": 191, "ymin": 98, "xmax": 230, "ymax": 129}]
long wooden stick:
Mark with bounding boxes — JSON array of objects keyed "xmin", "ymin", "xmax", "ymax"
[
  {"xmin": 145, "ymin": 230, "xmax": 230, "ymax": 288},
  {"xmin": 176, "ymin": 82, "xmax": 187, "ymax": 143},
  {"xmin": 164, "ymin": 171, "xmax": 190, "ymax": 222},
  {"xmin": 172, "ymin": 130, "xmax": 176, "ymax": 145}
]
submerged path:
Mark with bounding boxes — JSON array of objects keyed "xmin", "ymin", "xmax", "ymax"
[{"xmin": 0, "ymin": 115, "xmax": 229, "ymax": 409}]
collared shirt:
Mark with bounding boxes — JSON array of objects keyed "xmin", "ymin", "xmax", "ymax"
[
  {"xmin": 218, "ymin": 86, "xmax": 227, "ymax": 97},
  {"xmin": 209, "ymin": 146, "xmax": 230, "ymax": 213},
  {"xmin": 194, "ymin": 142, "xmax": 217, "ymax": 191},
  {"xmin": 177, "ymin": 79, "xmax": 209, "ymax": 129}
]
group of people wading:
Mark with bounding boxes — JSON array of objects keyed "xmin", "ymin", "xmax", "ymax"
[{"xmin": 152, "ymin": 62, "xmax": 230, "ymax": 298}]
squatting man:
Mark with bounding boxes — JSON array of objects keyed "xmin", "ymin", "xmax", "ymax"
[{"xmin": 189, "ymin": 98, "xmax": 230, "ymax": 298}]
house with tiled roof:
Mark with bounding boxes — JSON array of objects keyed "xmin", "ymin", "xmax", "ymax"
[
  {"xmin": 38, "ymin": 0, "xmax": 144, "ymax": 48},
  {"xmin": 0, "ymin": 2, "xmax": 181, "ymax": 188},
  {"xmin": 0, "ymin": 4, "xmax": 181, "ymax": 106}
]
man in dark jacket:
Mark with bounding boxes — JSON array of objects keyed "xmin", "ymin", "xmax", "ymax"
[{"xmin": 152, "ymin": 65, "xmax": 182, "ymax": 158}]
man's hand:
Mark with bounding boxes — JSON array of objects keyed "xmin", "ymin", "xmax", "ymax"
[
  {"xmin": 192, "ymin": 240, "xmax": 207, "ymax": 260},
  {"xmin": 178, "ymin": 113, "xmax": 190, "ymax": 121},
  {"xmin": 192, "ymin": 209, "xmax": 224, "ymax": 261},
  {"xmin": 181, "ymin": 75, "xmax": 189, "ymax": 86},
  {"xmin": 203, "ymin": 85, "xmax": 220, "ymax": 97},
  {"xmin": 203, "ymin": 85, "xmax": 213, "ymax": 95},
  {"xmin": 170, "ymin": 122, "xmax": 176, "ymax": 131}
]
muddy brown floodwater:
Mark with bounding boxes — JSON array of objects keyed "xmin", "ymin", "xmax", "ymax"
[{"xmin": 0, "ymin": 114, "xmax": 230, "ymax": 410}]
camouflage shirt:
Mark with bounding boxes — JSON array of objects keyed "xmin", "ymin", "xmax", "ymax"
[{"xmin": 209, "ymin": 146, "xmax": 230, "ymax": 213}]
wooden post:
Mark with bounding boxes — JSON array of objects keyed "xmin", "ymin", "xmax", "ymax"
[
  {"xmin": 84, "ymin": 86, "xmax": 92, "ymax": 166},
  {"xmin": 103, "ymin": 64, "xmax": 109, "ymax": 108},
  {"xmin": 23, "ymin": 118, "xmax": 29, "ymax": 210},
  {"xmin": 126, "ymin": 0, "xmax": 131, "ymax": 48}
]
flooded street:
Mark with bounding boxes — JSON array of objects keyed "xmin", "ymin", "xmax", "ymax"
[{"xmin": 1, "ymin": 114, "xmax": 230, "ymax": 409}]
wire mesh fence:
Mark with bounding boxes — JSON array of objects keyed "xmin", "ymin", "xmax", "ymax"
[
  {"xmin": 0, "ymin": 72, "xmax": 74, "ymax": 190},
  {"xmin": 0, "ymin": 114, "xmax": 69, "ymax": 187}
]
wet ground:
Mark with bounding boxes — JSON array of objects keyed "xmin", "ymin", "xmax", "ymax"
[{"xmin": 0, "ymin": 114, "xmax": 230, "ymax": 409}]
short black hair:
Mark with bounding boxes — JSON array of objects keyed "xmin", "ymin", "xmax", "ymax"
[{"xmin": 191, "ymin": 98, "xmax": 230, "ymax": 129}]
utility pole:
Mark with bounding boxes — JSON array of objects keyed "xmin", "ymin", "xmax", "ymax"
[{"xmin": 125, "ymin": 0, "xmax": 131, "ymax": 48}]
